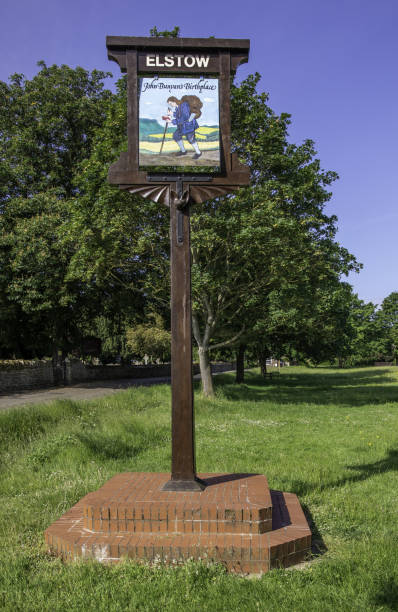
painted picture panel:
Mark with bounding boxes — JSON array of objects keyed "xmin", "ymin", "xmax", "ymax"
[{"xmin": 138, "ymin": 76, "xmax": 220, "ymax": 168}]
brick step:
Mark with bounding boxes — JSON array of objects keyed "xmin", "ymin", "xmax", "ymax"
[
  {"xmin": 82, "ymin": 472, "xmax": 273, "ymax": 535},
  {"xmin": 83, "ymin": 504, "xmax": 272, "ymax": 534},
  {"xmin": 46, "ymin": 521, "xmax": 309, "ymax": 573},
  {"xmin": 45, "ymin": 474, "xmax": 311, "ymax": 575}
]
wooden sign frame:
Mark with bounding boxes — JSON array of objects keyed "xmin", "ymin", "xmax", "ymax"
[{"xmin": 106, "ymin": 36, "xmax": 250, "ymax": 203}]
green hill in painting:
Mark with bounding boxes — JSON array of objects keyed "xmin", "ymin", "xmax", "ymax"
[
  {"xmin": 139, "ymin": 118, "xmax": 220, "ymax": 142},
  {"xmin": 140, "ymin": 118, "xmax": 219, "ymax": 144},
  {"xmin": 139, "ymin": 118, "xmax": 175, "ymax": 139}
]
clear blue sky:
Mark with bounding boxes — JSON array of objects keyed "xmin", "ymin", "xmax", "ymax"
[{"xmin": 1, "ymin": 0, "xmax": 397, "ymax": 306}]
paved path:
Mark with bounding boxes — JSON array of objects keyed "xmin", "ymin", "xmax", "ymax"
[
  {"xmin": 0, "ymin": 376, "xmax": 173, "ymax": 411},
  {"xmin": 0, "ymin": 368, "xmax": 236, "ymax": 412}
]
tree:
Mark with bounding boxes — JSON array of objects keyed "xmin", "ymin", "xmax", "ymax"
[
  {"xmin": 190, "ymin": 74, "xmax": 359, "ymax": 395},
  {"xmin": 0, "ymin": 192, "xmax": 99, "ymax": 358},
  {"xmin": 0, "ymin": 62, "xmax": 117, "ymax": 358},
  {"xmin": 73, "ymin": 71, "xmax": 359, "ymax": 394},
  {"xmin": 6, "ymin": 59, "xmax": 358, "ymax": 391},
  {"xmin": 378, "ymin": 292, "xmax": 398, "ymax": 363},
  {"xmin": 150, "ymin": 26, "xmax": 180, "ymax": 38},
  {"xmin": 126, "ymin": 313, "xmax": 171, "ymax": 363},
  {"xmin": 66, "ymin": 76, "xmax": 171, "ymax": 337},
  {"xmin": 0, "ymin": 61, "xmax": 112, "ymax": 201},
  {"xmin": 284, "ymin": 288, "xmax": 383, "ymax": 367},
  {"xmin": 236, "ymin": 262, "xmax": 358, "ymax": 380}
]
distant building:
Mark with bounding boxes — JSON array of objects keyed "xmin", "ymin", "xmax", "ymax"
[{"xmin": 266, "ymin": 358, "xmax": 290, "ymax": 367}]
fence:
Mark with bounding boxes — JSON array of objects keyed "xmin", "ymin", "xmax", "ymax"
[{"xmin": 0, "ymin": 360, "xmax": 235, "ymax": 394}]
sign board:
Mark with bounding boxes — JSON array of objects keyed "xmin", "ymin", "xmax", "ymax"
[{"xmin": 139, "ymin": 76, "xmax": 220, "ymax": 169}]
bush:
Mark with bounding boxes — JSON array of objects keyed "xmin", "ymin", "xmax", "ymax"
[{"xmin": 126, "ymin": 314, "xmax": 171, "ymax": 363}]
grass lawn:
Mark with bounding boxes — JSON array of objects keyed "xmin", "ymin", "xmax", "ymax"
[{"xmin": 0, "ymin": 366, "xmax": 397, "ymax": 611}]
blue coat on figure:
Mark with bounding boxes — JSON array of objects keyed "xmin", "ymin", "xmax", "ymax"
[
  {"xmin": 172, "ymin": 101, "xmax": 198, "ymax": 138},
  {"xmin": 166, "ymin": 95, "xmax": 202, "ymax": 159}
]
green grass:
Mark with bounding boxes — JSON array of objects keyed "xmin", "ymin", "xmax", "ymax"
[{"xmin": 1, "ymin": 366, "xmax": 398, "ymax": 611}]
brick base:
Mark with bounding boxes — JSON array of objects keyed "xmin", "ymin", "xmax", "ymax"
[{"xmin": 45, "ymin": 473, "xmax": 311, "ymax": 574}]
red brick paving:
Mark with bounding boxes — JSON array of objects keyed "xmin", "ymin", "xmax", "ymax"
[{"xmin": 45, "ymin": 472, "xmax": 311, "ymax": 574}]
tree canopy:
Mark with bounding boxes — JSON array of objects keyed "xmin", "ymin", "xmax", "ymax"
[
  {"xmin": 189, "ymin": 74, "xmax": 359, "ymax": 393},
  {"xmin": 0, "ymin": 62, "xmax": 115, "ymax": 357},
  {"xmin": 1, "ymin": 59, "xmax": 393, "ymax": 382}
]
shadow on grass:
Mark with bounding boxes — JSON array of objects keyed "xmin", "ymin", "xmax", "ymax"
[
  {"xmin": 77, "ymin": 432, "xmax": 140, "ymax": 459},
  {"xmin": 77, "ymin": 425, "xmax": 169, "ymax": 460},
  {"xmin": 301, "ymin": 503, "xmax": 328, "ymax": 557},
  {"xmin": 290, "ymin": 448, "xmax": 398, "ymax": 496},
  {"xmin": 271, "ymin": 490, "xmax": 327, "ymax": 558},
  {"xmin": 373, "ymin": 578, "xmax": 398, "ymax": 609},
  {"xmin": 216, "ymin": 368, "xmax": 398, "ymax": 407}
]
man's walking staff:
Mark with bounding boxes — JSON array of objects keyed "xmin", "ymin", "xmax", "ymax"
[{"xmin": 159, "ymin": 116, "xmax": 169, "ymax": 154}]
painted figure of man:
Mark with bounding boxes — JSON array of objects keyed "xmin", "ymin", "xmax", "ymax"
[{"xmin": 166, "ymin": 95, "xmax": 202, "ymax": 159}]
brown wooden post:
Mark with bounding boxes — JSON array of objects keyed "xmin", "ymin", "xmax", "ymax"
[{"xmin": 163, "ymin": 181, "xmax": 205, "ymax": 491}]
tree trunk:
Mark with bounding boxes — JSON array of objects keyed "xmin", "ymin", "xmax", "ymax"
[
  {"xmin": 198, "ymin": 346, "xmax": 214, "ymax": 397},
  {"xmin": 258, "ymin": 349, "xmax": 267, "ymax": 378},
  {"xmin": 236, "ymin": 344, "xmax": 246, "ymax": 383}
]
